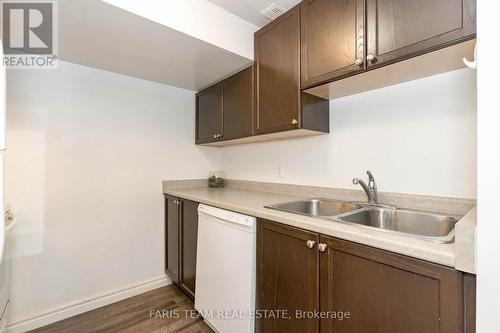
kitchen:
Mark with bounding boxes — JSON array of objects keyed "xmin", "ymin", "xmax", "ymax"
[{"xmin": 0, "ymin": 0, "xmax": 498, "ymax": 332}]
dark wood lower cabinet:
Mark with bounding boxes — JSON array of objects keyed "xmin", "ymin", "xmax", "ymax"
[
  {"xmin": 165, "ymin": 194, "xmax": 179, "ymax": 283},
  {"xmin": 256, "ymin": 219, "xmax": 319, "ymax": 333},
  {"xmin": 164, "ymin": 195, "xmax": 199, "ymax": 301},
  {"xmin": 464, "ymin": 274, "xmax": 476, "ymax": 333},
  {"xmin": 320, "ymin": 236, "xmax": 463, "ymax": 333},
  {"xmin": 179, "ymin": 199, "xmax": 199, "ymax": 300},
  {"xmin": 256, "ymin": 219, "xmax": 471, "ymax": 333}
]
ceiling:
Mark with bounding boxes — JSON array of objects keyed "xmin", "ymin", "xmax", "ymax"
[
  {"xmin": 207, "ymin": 0, "xmax": 300, "ymax": 27},
  {"xmin": 58, "ymin": 0, "xmax": 252, "ymax": 91}
]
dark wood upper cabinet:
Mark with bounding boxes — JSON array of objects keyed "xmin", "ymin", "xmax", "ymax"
[
  {"xmin": 165, "ymin": 194, "xmax": 179, "ymax": 283},
  {"xmin": 301, "ymin": 0, "xmax": 366, "ymax": 89},
  {"xmin": 164, "ymin": 195, "xmax": 199, "ymax": 301},
  {"xmin": 222, "ymin": 66, "xmax": 254, "ymax": 140},
  {"xmin": 197, "ymin": 0, "xmax": 476, "ymax": 143},
  {"xmin": 254, "ymin": 5, "xmax": 329, "ymax": 138},
  {"xmin": 256, "ymin": 219, "xmax": 319, "ymax": 333},
  {"xmin": 255, "ymin": 6, "xmax": 301, "ymax": 135},
  {"xmin": 319, "ymin": 236, "xmax": 463, "ymax": 333},
  {"xmin": 366, "ymin": 0, "xmax": 476, "ymax": 69},
  {"xmin": 196, "ymin": 65, "xmax": 254, "ymax": 144},
  {"xmin": 179, "ymin": 199, "xmax": 199, "ymax": 300},
  {"xmin": 195, "ymin": 83, "xmax": 222, "ymax": 144}
]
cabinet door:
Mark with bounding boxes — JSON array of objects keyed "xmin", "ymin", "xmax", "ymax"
[
  {"xmin": 164, "ymin": 195, "xmax": 179, "ymax": 283},
  {"xmin": 196, "ymin": 83, "xmax": 222, "ymax": 144},
  {"xmin": 255, "ymin": 6, "xmax": 301, "ymax": 135},
  {"xmin": 464, "ymin": 274, "xmax": 476, "ymax": 333},
  {"xmin": 179, "ymin": 199, "xmax": 199, "ymax": 301},
  {"xmin": 366, "ymin": 0, "xmax": 476, "ymax": 69},
  {"xmin": 222, "ymin": 66, "xmax": 254, "ymax": 141},
  {"xmin": 301, "ymin": 0, "xmax": 365, "ymax": 89},
  {"xmin": 256, "ymin": 219, "xmax": 319, "ymax": 333},
  {"xmin": 319, "ymin": 236, "xmax": 463, "ymax": 333}
]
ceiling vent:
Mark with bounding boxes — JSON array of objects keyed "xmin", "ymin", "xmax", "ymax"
[{"xmin": 261, "ymin": 3, "xmax": 286, "ymax": 21}]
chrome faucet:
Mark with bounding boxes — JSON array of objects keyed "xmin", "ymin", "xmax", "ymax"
[{"xmin": 353, "ymin": 171, "xmax": 378, "ymax": 204}]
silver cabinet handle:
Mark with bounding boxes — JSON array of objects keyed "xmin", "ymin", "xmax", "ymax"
[
  {"xmin": 366, "ymin": 54, "xmax": 376, "ymax": 62},
  {"xmin": 318, "ymin": 243, "xmax": 327, "ymax": 253},
  {"xmin": 173, "ymin": 200, "xmax": 178, "ymax": 204},
  {"xmin": 354, "ymin": 58, "xmax": 363, "ymax": 65},
  {"xmin": 291, "ymin": 119, "xmax": 298, "ymax": 126},
  {"xmin": 213, "ymin": 134, "xmax": 217, "ymax": 139},
  {"xmin": 306, "ymin": 240, "xmax": 316, "ymax": 249}
]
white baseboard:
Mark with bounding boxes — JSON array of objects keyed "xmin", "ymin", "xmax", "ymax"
[{"xmin": 7, "ymin": 276, "xmax": 172, "ymax": 333}]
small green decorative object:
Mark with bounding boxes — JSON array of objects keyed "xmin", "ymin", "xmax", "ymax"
[{"xmin": 208, "ymin": 175, "xmax": 226, "ymax": 188}]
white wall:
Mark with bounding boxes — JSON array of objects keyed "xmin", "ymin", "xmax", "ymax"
[
  {"xmin": 476, "ymin": 0, "xmax": 500, "ymax": 331},
  {"xmin": 221, "ymin": 68, "xmax": 477, "ymax": 199},
  {"xmin": 5, "ymin": 61, "xmax": 221, "ymax": 326}
]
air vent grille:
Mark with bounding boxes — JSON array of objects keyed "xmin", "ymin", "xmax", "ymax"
[{"xmin": 261, "ymin": 3, "xmax": 286, "ymax": 21}]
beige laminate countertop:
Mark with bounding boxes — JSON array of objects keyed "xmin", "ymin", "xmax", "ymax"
[{"xmin": 163, "ymin": 185, "xmax": 463, "ymax": 269}]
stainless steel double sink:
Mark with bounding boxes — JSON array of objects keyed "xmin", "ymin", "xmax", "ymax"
[{"xmin": 265, "ymin": 198, "xmax": 460, "ymax": 243}]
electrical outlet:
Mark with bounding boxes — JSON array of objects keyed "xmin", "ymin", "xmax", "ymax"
[{"xmin": 278, "ymin": 163, "xmax": 285, "ymax": 178}]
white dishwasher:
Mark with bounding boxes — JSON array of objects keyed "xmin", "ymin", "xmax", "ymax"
[{"xmin": 195, "ymin": 204, "xmax": 256, "ymax": 333}]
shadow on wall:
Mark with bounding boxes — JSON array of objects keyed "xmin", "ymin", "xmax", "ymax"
[
  {"xmin": 220, "ymin": 68, "xmax": 477, "ymax": 199},
  {"xmin": 6, "ymin": 129, "xmax": 46, "ymax": 258}
]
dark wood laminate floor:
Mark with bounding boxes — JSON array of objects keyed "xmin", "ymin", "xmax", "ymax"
[{"xmin": 29, "ymin": 285, "xmax": 213, "ymax": 333}]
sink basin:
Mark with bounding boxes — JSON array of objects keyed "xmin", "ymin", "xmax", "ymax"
[
  {"xmin": 338, "ymin": 207, "xmax": 459, "ymax": 243},
  {"xmin": 266, "ymin": 199, "xmax": 361, "ymax": 217}
]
